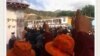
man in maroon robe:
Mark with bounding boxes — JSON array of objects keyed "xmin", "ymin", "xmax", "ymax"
[{"xmin": 71, "ymin": 9, "xmax": 94, "ymax": 56}]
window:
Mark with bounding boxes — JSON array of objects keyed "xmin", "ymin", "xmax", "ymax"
[
  {"xmin": 59, "ymin": 19, "xmax": 61, "ymax": 24},
  {"xmin": 7, "ymin": 18, "xmax": 11, "ymax": 22},
  {"xmin": 63, "ymin": 18, "xmax": 65, "ymax": 22},
  {"xmin": 8, "ymin": 25, "xmax": 11, "ymax": 29},
  {"xmin": 12, "ymin": 26, "xmax": 15, "ymax": 28},
  {"xmin": 12, "ymin": 19, "xmax": 16, "ymax": 22}
]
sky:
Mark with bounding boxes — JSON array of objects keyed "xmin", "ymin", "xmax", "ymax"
[
  {"xmin": 92, "ymin": 19, "xmax": 95, "ymax": 26},
  {"xmin": 22, "ymin": 0, "xmax": 95, "ymax": 11}
]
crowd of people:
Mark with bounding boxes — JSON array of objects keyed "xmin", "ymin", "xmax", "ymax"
[{"xmin": 7, "ymin": 10, "xmax": 94, "ymax": 56}]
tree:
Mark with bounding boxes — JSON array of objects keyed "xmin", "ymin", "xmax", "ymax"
[
  {"xmin": 37, "ymin": 16, "xmax": 42, "ymax": 20},
  {"xmin": 81, "ymin": 5, "xmax": 94, "ymax": 17},
  {"xmin": 57, "ymin": 11, "xmax": 74, "ymax": 17}
]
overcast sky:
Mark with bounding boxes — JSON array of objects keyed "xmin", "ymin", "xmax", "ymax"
[{"xmin": 23, "ymin": 0, "xmax": 95, "ymax": 11}]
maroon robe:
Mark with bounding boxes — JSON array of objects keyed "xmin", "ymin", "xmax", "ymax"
[
  {"xmin": 71, "ymin": 30, "xmax": 94, "ymax": 56},
  {"xmin": 41, "ymin": 31, "xmax": 53, "ymax": 56}
]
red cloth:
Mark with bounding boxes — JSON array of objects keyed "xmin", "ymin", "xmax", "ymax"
[
  {"xmin": 45, "ymin": 34, "xmax": 75, "ymax": 56},
  {"xmin": 71, "ymin": 31, "xmax": 94, "ymax": 56},
  {"xmin": 41, "ymin": 32, "xmax": 53, "ymax": 56},
  {"xmin": 7, "ymin": 41, "xmax": 35, "ymax": 56},
  {"xmin": 43, "ymin": 32, "xmax": 53, "ymax": 44}
]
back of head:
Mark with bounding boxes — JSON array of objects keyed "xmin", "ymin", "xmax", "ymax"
[
  {"xmin": 7, "ymin": 40, "xmax": 35, "ymax": 56},
  {"xmin": 53, "ymin": 34, "xmax": 75, "ymax": 53},
  {"xmin": 13, "ymin": 41, "xmax": 31, "ymax": 52},
  {"xmin": 12, "ymin": 40, "xmax": 35, "ymax": 56}
]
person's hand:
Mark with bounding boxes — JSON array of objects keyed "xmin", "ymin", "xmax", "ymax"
[{"xmin": 72, "ymin": 9, "xmax": 93, "ymax": 34}]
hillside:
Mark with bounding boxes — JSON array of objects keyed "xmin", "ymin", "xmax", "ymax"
[
  {"xmin": 24, "ymin": 5, "xmax": 94, "ymax": 19},
  {"xmin": 24, "ymin": 8, "xmax": 58, "ymax": 19}
]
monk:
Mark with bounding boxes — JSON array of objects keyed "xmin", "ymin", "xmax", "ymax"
[{"xmin": 71, "ymin": 9, "xmax": 94, "ymax": 56}]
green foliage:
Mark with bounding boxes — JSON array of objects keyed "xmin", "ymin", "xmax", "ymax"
[
  {"xmin": 24, "ymin": 5, "xmax": 94, "ymax": 19},
  {"xmin": 57, "ymin": 11, "xmax": 75, "ymax": 17},
  {"xmin": 24, "ymin": 8, "xmax": 75, "ymax": 18},
  {"xmin": 24, "ymin": 8, "xmax": 57, "ymax": 18},
  {"xmin": 81, "ymin": 5, "xmax": 94, "ymax": 17}
]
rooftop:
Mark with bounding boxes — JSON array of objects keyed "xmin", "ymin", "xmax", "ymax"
[{"xmin": 7, "ymin": 0, "xmax": 29, "ymax": 10}]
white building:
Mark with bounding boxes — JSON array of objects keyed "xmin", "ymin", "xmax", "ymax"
[
  {"xmin": 31, "ymin": 17, "xmax": 72, "ymax": 28},
  {"xmin": 7, "ymin": 0, "xmax": 29, "ymax": 44}
]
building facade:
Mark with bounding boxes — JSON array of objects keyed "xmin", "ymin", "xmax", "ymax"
[
  {"xmin": 7, "ymin": 0, "xmax": 29, "ymax": 44},
  {"xmin": 26, "ymin": 16, "xmax": 72, "ymax": 28}
]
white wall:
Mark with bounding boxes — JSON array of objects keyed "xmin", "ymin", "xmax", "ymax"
[
  {"xmin": 61, "ymin": 17, "xmax": 68, "ymax": 24},
  {"xmin": 7, "ymin": 9, "xmax": 17, "ymax": 44},
  {"xmin": 16, "ymin": 10, "xmax": 24, "ymax": 39},
  {"xmin": 7, "ymin": 9, "xmax": 25, "ymax": 44}
]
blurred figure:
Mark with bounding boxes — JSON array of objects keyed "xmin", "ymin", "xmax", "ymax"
[
  {"xmin": 56, "ymin": 26, "xmax": 63, "ymax": 34},
  {"xmin": 22, "ymin": 27, "xmax": 28, "ymax": 39},
  {"xmin": 8, "ymin": 32, "xmax": 16, "ymax": 49},
  {"xmin": 42, "ymin": 22, "xmax": 54, "ymax": 56},
  {"xmin": 35, "ymin": 32, "xmax": 44, "ymax": 56},
  {"xmin": 43, "ymin": 22, "xmax": 53, "ymax": 43},
  {"xmin": 23, "ymin": 26, "xmax": 44, "ymax": 56}
]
